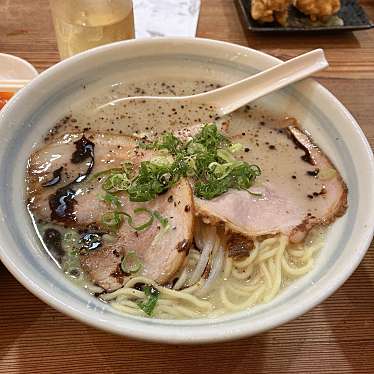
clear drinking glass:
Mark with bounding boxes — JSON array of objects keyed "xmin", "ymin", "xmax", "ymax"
[{"xmin": 49, "ymin": 0, "xmax": 135, "ymax": 59}]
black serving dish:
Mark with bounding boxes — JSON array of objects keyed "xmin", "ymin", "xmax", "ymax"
[{"xmin": 237, "ymin": 0, "xmax": 373, "ymax": 32}]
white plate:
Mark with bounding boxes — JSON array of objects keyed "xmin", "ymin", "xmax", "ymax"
[
  {"xmin": 0, "ymin": 38, "xmax": 373, "ymax": 344},
  {"xmin": 0, "ymin": 53, "xmax": 38, "ymax": 80},
  {"xmin": 0, "ymin": 53, "xmax": 38, "ymax": 105}
]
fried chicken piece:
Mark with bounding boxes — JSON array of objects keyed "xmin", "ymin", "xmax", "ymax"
[
  {"xmin": 251, "ymin": 0, "xmax": 292, "ymax": 26},
  {"xmin": 293, "ymin": 0, "xmax": 341, "ymax": 22}
]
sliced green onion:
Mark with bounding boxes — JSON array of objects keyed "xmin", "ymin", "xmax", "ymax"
[
  {"xmin": 101, "ymin": 208, "xmax": 155, "ymax": 232},
  {"xmin": 187, "ymin": 141, "xmax": 206, "ymax": 155},
  {"xmin": 91, "ymin": 168, "xmax": 124, "ymax": 180},
  {"xmin": 61, "ymin": 230, "xmax": 80, "ymax": 253},
  {"xmin": 153, "ymin": 211, "xmax": 170, "ymax": 229},
  {"xmin": 229, "ymin": 143, "xmax": 244, "ymax": 153},
  {"xmin": 248, "ymin": 190, "xmax": 263, "ymax": 197},
  {"xmin": 111, "ymin": 174, "xmax": 131, "ymax": 190},
  {"xmin": 208, "ymin": 161, "xmax": 220, "ymax": 172},
  {"xmin": 209, "ymin": 162, "xmax": 235, "ymax": 180},
  {"xmin": 95, "ymin": 124, "xmax": 261, "ymax": 203},
  {"xmin": 248, "ymin": 164, "xmax": 261, "ymax": 176},
  {"xmin": 101, "ymin": 211, "xmax": 122, "ymax": 228},
  {"xmin": 63, "ymin": 230, "xmax": 80, "ymax": 246},
  {"xmin": 193, "ymin": 122, "xmax": 229, "ymax": 149},
  {"xmin": 121, "ymin": 161, "xmax": 133, "ymax": 175},
  {"xmin": 102, "ymin": 176, "xmax": 115, "ymax": 191},
  {"xmin": 121, "ymin": 251, "xmax": 142, "ymax": 274},
  {"xmin": 99, "ymin": 192, "xmax": 122, "ymax": 209},
  {"xmin": 102, "ymin": 173, "xmax": 131, "ymax": 192},
  {"xmin": 150, "ymin": 155, "xmax": 174, "ymax": 167},
  {"xmin": 137, "ymin": 285, "xmax": 160, "ymax": 316},
  {"xmin": 217, "ymin": 148, "xmax": 236, "ymax": 163},
  {"xmin": 125, "ymin": 208, "xmax": 154, "ymax": 231}
]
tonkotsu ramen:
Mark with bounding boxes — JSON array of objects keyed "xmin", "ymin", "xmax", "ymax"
[{"xmin": 26, "ymin": 79, "xmax": 347, "ymax": 319}]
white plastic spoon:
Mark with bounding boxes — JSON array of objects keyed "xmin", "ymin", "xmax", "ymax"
[{"xmin": 98, "ymin": 49, "xmax": 328, "ymax": 117}]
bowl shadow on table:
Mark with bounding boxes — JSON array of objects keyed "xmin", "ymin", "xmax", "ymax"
[{"xmin": 231, "ymin": 1, "xmax": 361, "ymax": 51}]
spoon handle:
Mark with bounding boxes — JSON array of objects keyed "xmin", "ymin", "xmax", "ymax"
[{"xmin": 197, "ymin": 49, "xmax": 328, "ymax": 116}]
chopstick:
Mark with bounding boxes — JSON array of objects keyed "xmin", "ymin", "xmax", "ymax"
[{"xmin": 0, "ymin": 79, "xmax": 31, "ymax": 92}]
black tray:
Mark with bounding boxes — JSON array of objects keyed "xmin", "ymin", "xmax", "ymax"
[{"xmin": 237, "ymin": 0, "xmax": 373, "ymax": 32}]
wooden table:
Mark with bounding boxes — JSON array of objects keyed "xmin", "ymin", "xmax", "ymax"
[{"xmin": 0, "ymin": 1, "xmax": 373, "ymax": 373}]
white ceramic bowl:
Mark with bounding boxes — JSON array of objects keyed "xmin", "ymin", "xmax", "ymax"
[{"xmin": 0, "ymin": 38, "xmax": 373, "ymax": 344}]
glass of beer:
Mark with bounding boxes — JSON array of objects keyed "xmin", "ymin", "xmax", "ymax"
[{"xmin": 49, "ymin": 0, "xmax": 135, "ymax": 60}]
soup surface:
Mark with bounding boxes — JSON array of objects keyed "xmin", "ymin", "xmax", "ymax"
[{"xmin": 26, "ymin": 78, "xmax": 347, "ymax": 319}]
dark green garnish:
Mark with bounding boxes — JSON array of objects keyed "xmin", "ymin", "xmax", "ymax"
[
  {"xmin": 99, "ymin": 192, "xmax": 122, "ymax": 209},
  {"xmin": 126, "ymin": 208, "xmax": 154, "ymax": 231},
  {"xmin": 191, "ymin": 122, "xmax": 229, "ymax": 150},
  {"xmin": 153, "ymin": 211, "xmax": 169, "ymax": 229},
  {"xmin": 101, "ymin": 211, "xmax": 122, "ymax": 228},
  {"xmin": 194, "ymin": 162, "xmax": 261, "ymax": 200},
  {"xmin": 91, "ymin": 167, "xmax": 124, "ymax": 181},
  {"xmin": 121, "ymin": 251, "xmax": 142, "ymax": 274},
  {"xmin": 97, "ymin": 123, "xmax": 261, "ymax": 204},
  {"xmin": 137, "ymin": 285, "xmax": 160, "ymax": 316},
  {"xmin": 102, "ymin": 174, "xmax": 129, "ymax": 192},
  {"xmin": 140, "ymin": 123, "xmax": 260, "ymax": 200},
  {"xmin": 100, "ymin": 208, "xmax": 155, "ymax": 232},
  {"xmin": 140, "ymin": 132, "xmax": 183, "ymax": 156},
  {"xmin": 126, "ymin": 157, "xmax": 187, "ymax": 202}
]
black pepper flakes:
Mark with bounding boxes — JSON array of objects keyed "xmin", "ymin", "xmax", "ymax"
[{"xmin": 307, "ymin": 169, "xmax": 320, "ymax": 177}]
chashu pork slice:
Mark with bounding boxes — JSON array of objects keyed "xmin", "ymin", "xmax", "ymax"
[
  {"xmin": 27, "ymin": 132, "xmax": 154, "ymax": 223},
  {"xmin": 80, "ymin": 179, "xmax": 193, "ymax": 291},
  {"xmin": 194, "ymin": 122, "xmax": 348, "ymax": 243},
  {"xmin": 26, "ymin": 132, "xmax": 194, "ymax": 291}
]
